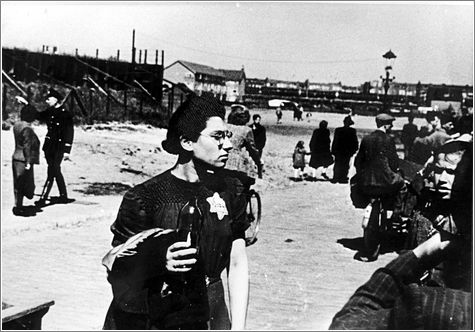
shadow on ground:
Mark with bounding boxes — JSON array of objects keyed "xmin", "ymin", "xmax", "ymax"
[
  {"xmin": 337, "ymin": 235, "xmax": 408, "ymax": 261},
  {"xmin": 74, "ymin": 182, "xmax": 132, "ymax": 196}
]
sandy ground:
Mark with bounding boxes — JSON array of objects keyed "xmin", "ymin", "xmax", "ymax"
[{"xmin": 1, "ymin": 110, "xmax": 417, "ymax": 330}]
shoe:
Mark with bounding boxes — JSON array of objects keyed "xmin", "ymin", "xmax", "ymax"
[
  {"xmin": 35, "ymin": 199, "xmax": 47, "ymax": 207},
  {"xmin": 12, "ymin": 207, "xmax": 36, "ymax": 217},
  {"xmin": 54, "ymin": 197, "xmax": 76, "ymax": 204}
]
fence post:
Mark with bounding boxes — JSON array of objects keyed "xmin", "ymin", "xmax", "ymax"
[
  {"xmin": 2, "ymin": 84, "xmax": 8, "ymax": 121},
  {"xmin": 124, "ymin": 89, "xmax": 127, "ymax": 121},
  {"xmin": 89, "ymin": 88, "xmax": 93, "ymax": 123}
]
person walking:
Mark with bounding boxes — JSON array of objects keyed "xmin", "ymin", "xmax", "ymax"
[
  {"xmin": 275, "ymin": 106, "xmax": 283, "ymax": 124},
  {"xmin": 331, "ymin": 116, "xmax": 358, "ymax": 184},
  {"xmin": 309, "ymin": 120, "xmax": 334, "ymax": 180},
  {"xmin": 102, "ymin": 94, "xmax": 251, "ymax": 330},
  {"xmin": 35, "ymin": 88, "xmax": 75, "ymax": 207},
  {"xmin": 249, "ymin": 114, "xmax": 266, "ymax": 178},
  {"xmin": 11, "ymin": 96, "xmax": 40, "ymax": 216},
  {"xmin": 401, "ymin": 113, "xmax": 419, "ymax": 160},
  {"xmin": 225, "ymin": 106, "xmax": 262, "ymax": 179}
]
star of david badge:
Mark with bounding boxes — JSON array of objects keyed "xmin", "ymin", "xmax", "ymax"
[{"xmin": 206, "ymin": 192, "xmax": 228, "ymax": 220}]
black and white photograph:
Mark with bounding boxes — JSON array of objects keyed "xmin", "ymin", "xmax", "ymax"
[{"xmin": 1, "ymin": 1, "xmax": 473, "ymax": 330}]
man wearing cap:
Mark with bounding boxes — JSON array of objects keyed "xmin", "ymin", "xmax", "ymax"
[
  {"xmin": 354, "ymin": 113, "xmax": 403, "ymax": 197},
  {"xmin": 35, "ymin": 88, "xmax": 75, "ymax": 206},
  {"xmin": 331, "ymin": 115, "xmax": 359, "ymax": 183}
]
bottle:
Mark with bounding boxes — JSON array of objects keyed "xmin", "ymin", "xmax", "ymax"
[{"xmin": 177, "ymin": 199, "xmax": 201, "ymax": 252}]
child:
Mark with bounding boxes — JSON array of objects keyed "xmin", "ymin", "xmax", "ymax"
[{"xmin": 292, "ymin": 140, "xmax": 308, "ymax": 181}]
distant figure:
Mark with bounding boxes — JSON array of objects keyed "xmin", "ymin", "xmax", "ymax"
[
  {"xmin": 225, "ymin": 106, "xmax": 262, "ymax": 179},
  {"xmin": 12, "ymin": 96, "xmax": 40, "ymax": 216},
  {"xmin": 309, "ymin": 120, "xmax": 334, "ymax": 180},
  {"xmin": 456, "ymin": 107, "xmax": 473, "ymax": 135},
  {"xmin": 292, "ymin": 140, "xmax": 309, "ymax": 181},
  {"xmin": 276, "ymin": 106, "xmax": 283, "ymax": 124},
  {"xmin": 297, "ymin": 105, "xmax": 304, "ymax": 121},
  {"xmin": 249, "ymin": 114, "xmax": 266, "ymax": 178},
  {"xmin": 35, "ymin": 88, "xmax": 75, "ymax": 207},
  {"xmin": 401, "ymin": 113, "xmax": 419, "ymax": 160},
  {"xmin": 331, "ymin": 116, "xmax": 358, "ymax": 184}
]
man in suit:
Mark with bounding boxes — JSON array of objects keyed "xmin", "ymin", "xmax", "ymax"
[
  {"xmin": 249, "ymin": 114, "xmax": 266, "ymax": 178},
  {"xmin": 331, "ymin": 115, "xmax": 359, "ymax": 183},
  {"xmin": 35, "ymin": 88, "xmax": 75, "ymax": 207}
]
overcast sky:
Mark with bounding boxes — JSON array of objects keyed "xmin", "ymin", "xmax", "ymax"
[{"xmin": 1, "ymin": 1, "xmax": 473, "ymax": 86}]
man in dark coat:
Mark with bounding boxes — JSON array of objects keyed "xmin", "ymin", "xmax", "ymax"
[
  {"xmin": 331, "ymin": 116, "xmax": 358, "ymax": 183},
  {"xmin": 401, "ymin": 113, "xmax": 419, "ymax": 160},
  {"xmin": 354, "ymin": 113, "xmax": 404, "ymax": 208},
  {"xmin": 249, "ymin": 114, "xmax": 266, "ymax": 178},
  {"xmin": 35, "ymin": 88, "xmax": 75, "ymax": 206}
]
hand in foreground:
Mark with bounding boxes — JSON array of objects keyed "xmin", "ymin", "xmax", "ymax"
[
  {"xmin": 25, "ymin": 163, "xmax": 31, "ymax": 170},
  {"xmin": 165, "ymin": 239, "xmax": 197, "ymax": 273}
]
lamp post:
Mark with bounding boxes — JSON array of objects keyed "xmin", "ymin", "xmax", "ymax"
[{"xmin": 380, "ymin": 49, "xmax": 396, "ymax": 113}]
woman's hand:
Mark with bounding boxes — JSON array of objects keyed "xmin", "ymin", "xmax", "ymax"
[
  {"xmin": 25, "ymin": 163, "xmax": 31, "ymax": 171},
  {"xmin": 165, "ymin": 240, "xmax": 197, "ymax": 273}
]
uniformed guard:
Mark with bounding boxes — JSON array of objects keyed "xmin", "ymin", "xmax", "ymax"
[{"xmin": 35, "ymin": 88, "xmax": 75, "ymax": 206}]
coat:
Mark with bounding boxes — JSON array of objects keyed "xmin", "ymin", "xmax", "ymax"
[
  {"xmin": 331, "ymin": 126, "xmax": 358, "ymax": 157},
  {"xmin": 38, "ymin": 105, "xmax": 74, "ymax": 156},
  {"xmin": 225, "ymin": 124, "xmax": 261, "ymax": 178},
  {"xmin": 354, "ymin": 130, "xmax": 403, "ymax": 196},
  {"xmin": 12, "ymin": 121, "xmax": 40, "ymax": 165},
  {"xmin": 309, "ymin": 128, "xmax": 333, "ymax": 168},
  {"xmin": 249, "ymin": 123, "xmax": 266, "ymax": 151}
]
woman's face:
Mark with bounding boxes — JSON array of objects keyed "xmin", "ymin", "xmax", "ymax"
[
  {"xmin": 193, "ymin": 116, "xmax": 232, "ymax": 168},
  {"xmin": 430, "ymin": 150, "xmax": 464, "ymax": 199}
]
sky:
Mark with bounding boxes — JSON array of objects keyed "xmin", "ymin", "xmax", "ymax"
[{"xmin": 1, "ymin": 1, "xmax": 474, "ymax": 86}]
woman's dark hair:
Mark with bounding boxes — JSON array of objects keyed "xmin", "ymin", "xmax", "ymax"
[
  {"xmin": 162, "ymin": 94, "xmax": 225, "ymax": 155},
  {"xmin": 228, "ymin": 106, "xmax": 250, "ymax": 126},
  {"xmin": 319, "ymin": 120, "xmax": 328, "ymax": 129}
]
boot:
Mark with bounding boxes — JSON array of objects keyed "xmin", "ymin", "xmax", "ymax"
[{"xmin": 35, "ymin": 179, "xmax": 53, "ymax": 207}]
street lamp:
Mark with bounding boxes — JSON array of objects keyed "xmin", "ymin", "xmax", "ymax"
[{"xmin": 380, "ymin": 49, "xmax": 397, "ymax": 112}]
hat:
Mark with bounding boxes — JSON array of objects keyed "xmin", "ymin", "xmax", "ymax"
[
  {"xmin": 162, "ymin": 93, "xmax": 226, "ymax": 155},
  {"xmin": 375, "ymin": 113, "xmax": 395, "ymax": 127},
  {"xmin": 437, "ymin": 133, "xmax": 472, "ymax": 154},
  {"xmin": 46, "ymin": 88, "xmax": 63, "ymax": 101},
  {"xmin": 343, "ymin": 115, "xmax": 354, "ymax": 126}
]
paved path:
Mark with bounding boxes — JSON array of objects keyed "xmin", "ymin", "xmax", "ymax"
[{"xmin": 2, "ymin": 179, "xmax": 397, "ymax": 330}]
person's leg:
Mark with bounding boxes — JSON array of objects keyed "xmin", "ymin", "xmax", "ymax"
[
  {"xmin": 333, "ymin": 155, "xmax": 342, "ymax": 182},
  {"xmin": 208, "ymin": 281, "xmax": 231, "ymax": 330},
  {"xmin": 341, "ymin": 155, "xmax": 351, "ymax": 182}
]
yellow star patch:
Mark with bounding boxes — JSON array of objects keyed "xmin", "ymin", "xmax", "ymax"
[{"xmin": 206, "ymin": 192, "xmax": 228, "ymax": 220}]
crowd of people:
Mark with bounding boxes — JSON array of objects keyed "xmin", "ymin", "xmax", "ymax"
[
  {"xmin": 8, "ymin": 88, "xmax": 473, "ymax": 330},
  {"xmin": 291, "ymin": 114, "xmax": 358, "ymax": 183}
]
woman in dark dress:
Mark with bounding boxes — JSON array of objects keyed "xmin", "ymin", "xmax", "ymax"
[
  {"xmin": 102, "ymin": 94, "xmax": 251, "ymax": 330},
  {"xmin": 309, "ymin": 120, "xmax": 334, "ymax": 180}
]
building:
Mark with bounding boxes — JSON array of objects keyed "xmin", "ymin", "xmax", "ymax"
[
  {"xmin": 164, "ymin": 60, "xmax": 246, "ymax": 102},
  {"xmin": 220, "ymin": 68, "xmax": 246, "ymax": 102}
]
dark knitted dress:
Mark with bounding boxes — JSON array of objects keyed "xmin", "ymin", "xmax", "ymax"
[{"xmin": 103, "ymin": 169, "xmax": 252, "ymax": 330}]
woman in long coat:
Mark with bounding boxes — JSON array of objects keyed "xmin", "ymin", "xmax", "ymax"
[
  {"xmin": 309, "ymin": 120, "xmax": 334, "ymax": 180},
  {"xmin": 12, "ymin": 96, "xmax": 40, "ymax": 216}
]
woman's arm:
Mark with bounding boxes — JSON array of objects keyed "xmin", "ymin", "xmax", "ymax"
[{"xmin": 227, "ymin": 238, "xmax": 249, "ymax": 330}]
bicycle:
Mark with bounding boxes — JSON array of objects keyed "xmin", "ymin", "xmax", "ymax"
[{"xmin": 244, "ymin": 189, "xmax": 262, "ymax": 247}]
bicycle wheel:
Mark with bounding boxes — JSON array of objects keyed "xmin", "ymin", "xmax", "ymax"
[
  {"xmin": 363, "ymin": 199, "xmax": 382, "ymax": 261},
  {"xmin": 245, "ymin": 190, "xmax": 262, "ymax": 247}
]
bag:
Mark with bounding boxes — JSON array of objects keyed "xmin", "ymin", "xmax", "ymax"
[{"xmin": 350, "ymin": 174, "xmax": 370, "ymax": 208}]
